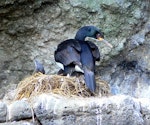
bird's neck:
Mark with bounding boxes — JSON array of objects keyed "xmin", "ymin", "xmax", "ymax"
[
  {"xmin": 75, "ymin": 37, "xmax": 85, "ymax": 41},
  {"xmin": 78, "ymin": 40, "xmax": 87, "ymax": 45},
  {"xmin": 75, "ymin": 32, "xmax": 86, "ymax": 41}
]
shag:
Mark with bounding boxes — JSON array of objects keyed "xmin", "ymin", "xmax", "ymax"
[
  {"xmin": 34, "ymin": 59, "xmax": 45, "ymax": 74},
  {"xmin": 54, "ymin": 26, "xmax": 112, "ymax": 92}
]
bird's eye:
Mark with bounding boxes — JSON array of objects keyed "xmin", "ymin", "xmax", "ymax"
[{"xmin": 96, "ymin": 32, "xmax": 104, "ymax": 38}]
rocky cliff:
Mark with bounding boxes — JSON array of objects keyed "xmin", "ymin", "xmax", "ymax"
[
  {"xmin": 0, "ymin": 0, "xmax": 150, "ymax": 125},
  {"xmin": 0, "ymin": 94, "xmax": 150, "ymax": 125}
]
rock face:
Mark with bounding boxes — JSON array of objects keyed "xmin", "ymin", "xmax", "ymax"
[
  {"xmin": 0, "ymin": 0, "xmax": 150, "ymax": 98},
  {"xmin": 8, "ymin": 99, "xmax": 32, "ymax": 121},
  {"xmin": 33, "ymin": 94, "xmax": 144, "ymax": 125},
  {"xmin": 0, "ymin": 94, "xmax": 150, "ymax": 125},
  {"xmin": 0, "ymin": 102, "xmax": 7, "ymax": 122},
  {"xmin": 0, "ymin": 0, "xmax": 150, "ymax": 125}
]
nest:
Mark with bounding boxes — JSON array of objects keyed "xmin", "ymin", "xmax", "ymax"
[{"xmin": 14, "ymin": 73, "xmax": 110, "ymax": 100}]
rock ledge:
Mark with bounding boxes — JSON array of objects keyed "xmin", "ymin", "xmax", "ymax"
[{"xmin": 0, "ymin": 94, "xmax": 150, "ymax": 125}]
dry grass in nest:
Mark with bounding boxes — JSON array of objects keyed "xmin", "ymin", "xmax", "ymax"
[{"xmin": 14, "ymin": 73, "xmax": 110, "ymax": 100}]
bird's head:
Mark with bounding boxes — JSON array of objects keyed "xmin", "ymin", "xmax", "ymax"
[
  {"xmin": 34, "ymin": 59, "xmax": 45, "ymax": 74},
  {"xmin": 75, "ymin": 26, "xmax": 113, "ymax": 48}
]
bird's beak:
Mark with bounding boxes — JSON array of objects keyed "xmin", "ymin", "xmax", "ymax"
[{"xmin": 97, "ymin": 37, "xmax": 113, "ymax": 48}]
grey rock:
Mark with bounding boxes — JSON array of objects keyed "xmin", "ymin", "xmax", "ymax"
[
  {"xmin": 0, "ymin": 121, "xmax": 34, "ymax": 125},
  {"xmin": 0, "ymin": 0, "xmax": 149, "ymax": 124},
  {"xmin": 8, "ymin": 99, "xmax": 32, "ymax": 121},
  {"xmin": 32, "ymin": 94, "xmax": 145, "ymax": 125},
  {"xmin": 139, "ymin": 98, "xmax": 150, "ymax": 125},
  {"xmin": 0, "ymin": 89, "xmax": 6, "ymax": 99},
  {"xmin": 128, "ymin": 34, "xmax": 145, "ymax": 49},
  {"xmin": 100, "ymin": 62, "xmax": 150, "ymax": 98},
  {"xmin": 0, "ymin": 0, "xmax": 149, "ymax": 96},
  {"xmin": 0, "ymin": 101, "xmax": 7, "ymax": 122},
  {"xmin": 0, "ymin": 94, "xmax": 150, "ymax": 125},
  {"xmin": 0, "ymin": 0, "xmax": 149, "ymax": 99}
]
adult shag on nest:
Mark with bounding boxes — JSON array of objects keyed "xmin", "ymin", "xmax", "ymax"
[{"xmin": 54, "ymin": 26, "xmax": 112, "ymax": 92}]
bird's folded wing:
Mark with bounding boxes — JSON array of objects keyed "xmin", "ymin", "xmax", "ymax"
[
  {"xmin": 87, "ymin": 41, "xmax": 100, "ymax": 61},
  {"xmin": 54, "ymin": 39, "xmax": 81, "ymax": 66}
]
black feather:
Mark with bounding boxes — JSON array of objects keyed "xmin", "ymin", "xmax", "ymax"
[{"xmin": 84, "ymin": 67, "xmax": 96, "ymax": 92}]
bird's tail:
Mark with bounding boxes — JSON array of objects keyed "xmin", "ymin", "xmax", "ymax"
[{"xmin": 84, "ymin": 68, "xmax": 96, "ymax": 92}]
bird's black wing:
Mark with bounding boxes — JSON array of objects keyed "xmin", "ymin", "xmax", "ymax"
[
  {"xmin": 54, "ymin": 39, "xmax": 81, "ymax": 66},
  {"xmin": 87, "ymin": 41, "xmax": 100, "ymax": 61}
]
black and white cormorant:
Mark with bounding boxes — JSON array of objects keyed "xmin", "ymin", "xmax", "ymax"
[{"xmin": 54, "ymin": 26, "xmax": 112, "ymax": 92}]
